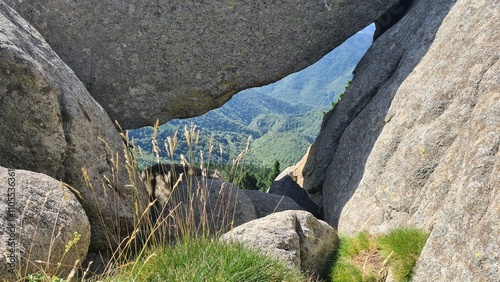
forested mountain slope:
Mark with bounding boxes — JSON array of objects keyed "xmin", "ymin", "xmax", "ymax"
[{"xmin": 129, "ymin": 25, "xmax": 374, "ymax": 169}]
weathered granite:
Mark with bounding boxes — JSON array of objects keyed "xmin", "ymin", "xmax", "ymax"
[
  {"xmin": 268, "ymin": 175, "xmax": 322, "ymax": 219},
  {"xmin": 143, "ymin": 164, "xmax": 257, "ymax": 237},
  {"xmin": 0, "ymin": 3, "xmax": 149, "ymax": 254},
  {"xmin": 4, "ymin": 0, "xmax": 399, "ymax": 129},
  {"xmin": 303, "ymin": 0, "xmax": 499, "ymax": 280}
]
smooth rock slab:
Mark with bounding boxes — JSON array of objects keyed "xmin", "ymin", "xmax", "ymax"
[
  {"xmin": 4, "ymin": 0, "xmax": 399, "ymax": 129},
  {"xmin": 268, "ymin": 175, "xmax": 322, "ymax": 219},
  {"xmin": 244, "ymin": 189, "xmax": 304, "ymax": 218}
]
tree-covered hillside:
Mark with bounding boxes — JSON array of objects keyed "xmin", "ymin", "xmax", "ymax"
[{"xmin": 129, "ymin": 25, "xmax": 374, "ymax": 170}]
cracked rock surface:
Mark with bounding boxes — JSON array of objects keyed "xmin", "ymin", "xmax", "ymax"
[{"xmin": 302, "ymin": 0, "xmax": 499, "ymax": 280}]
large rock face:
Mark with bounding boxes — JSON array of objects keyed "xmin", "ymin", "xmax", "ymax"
[
  {"xmin": 0, "ymin": 3, "xmax": 148, "ymax": 254},
  {"xmin": 0, "ymin": 167, "xmax": 90, "ymax": 281},
  {"xmin": 303, "ymin": 0, "xmax": 499, "ymax": 280},
  {"xmin": 4, "ymin": 0, "xmax": 399, "ymax": 129}
]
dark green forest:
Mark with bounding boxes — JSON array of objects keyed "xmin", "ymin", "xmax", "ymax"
[{"xmin": 128, "ymin": 25, "xmax": 374, "ymax": 186}]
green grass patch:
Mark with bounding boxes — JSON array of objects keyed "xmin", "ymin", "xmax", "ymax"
[
  {"xmin": 107, "ymin": 238, "xmax": 305, "ymax": 282},
  {"xmin": 330, "ymin": 228, "xmax": 428, "ymax": 282},
  {"xmin": 376, "ymin": 228, "xmax": 429, "ymax": 282}
]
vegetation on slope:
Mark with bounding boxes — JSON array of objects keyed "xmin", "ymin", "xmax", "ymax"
[{"xmin": 129, "ymin": 25, "xmax": 374, "ymax": 170}]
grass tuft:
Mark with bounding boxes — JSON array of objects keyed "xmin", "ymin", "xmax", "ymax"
[
  {"xmin": 106, "ymin": 238, "xmax": 305, "ymax": 282},
  {"xmin": 330, "ymin": 228, "xmax": 428, "ymax": 282}
]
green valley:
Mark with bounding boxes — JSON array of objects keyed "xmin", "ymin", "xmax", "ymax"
[{"xmin": 129, "ymin": 25, "xmax": 374, "ymax": 170}]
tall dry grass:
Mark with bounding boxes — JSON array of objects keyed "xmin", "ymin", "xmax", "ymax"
[
  {"xmin": 16, "ymin": 120, "xmax": 306, "ymax": 281},
  {"xmin": 89, "ymin": 121, "xmax": 253, "ymax": 280}
]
